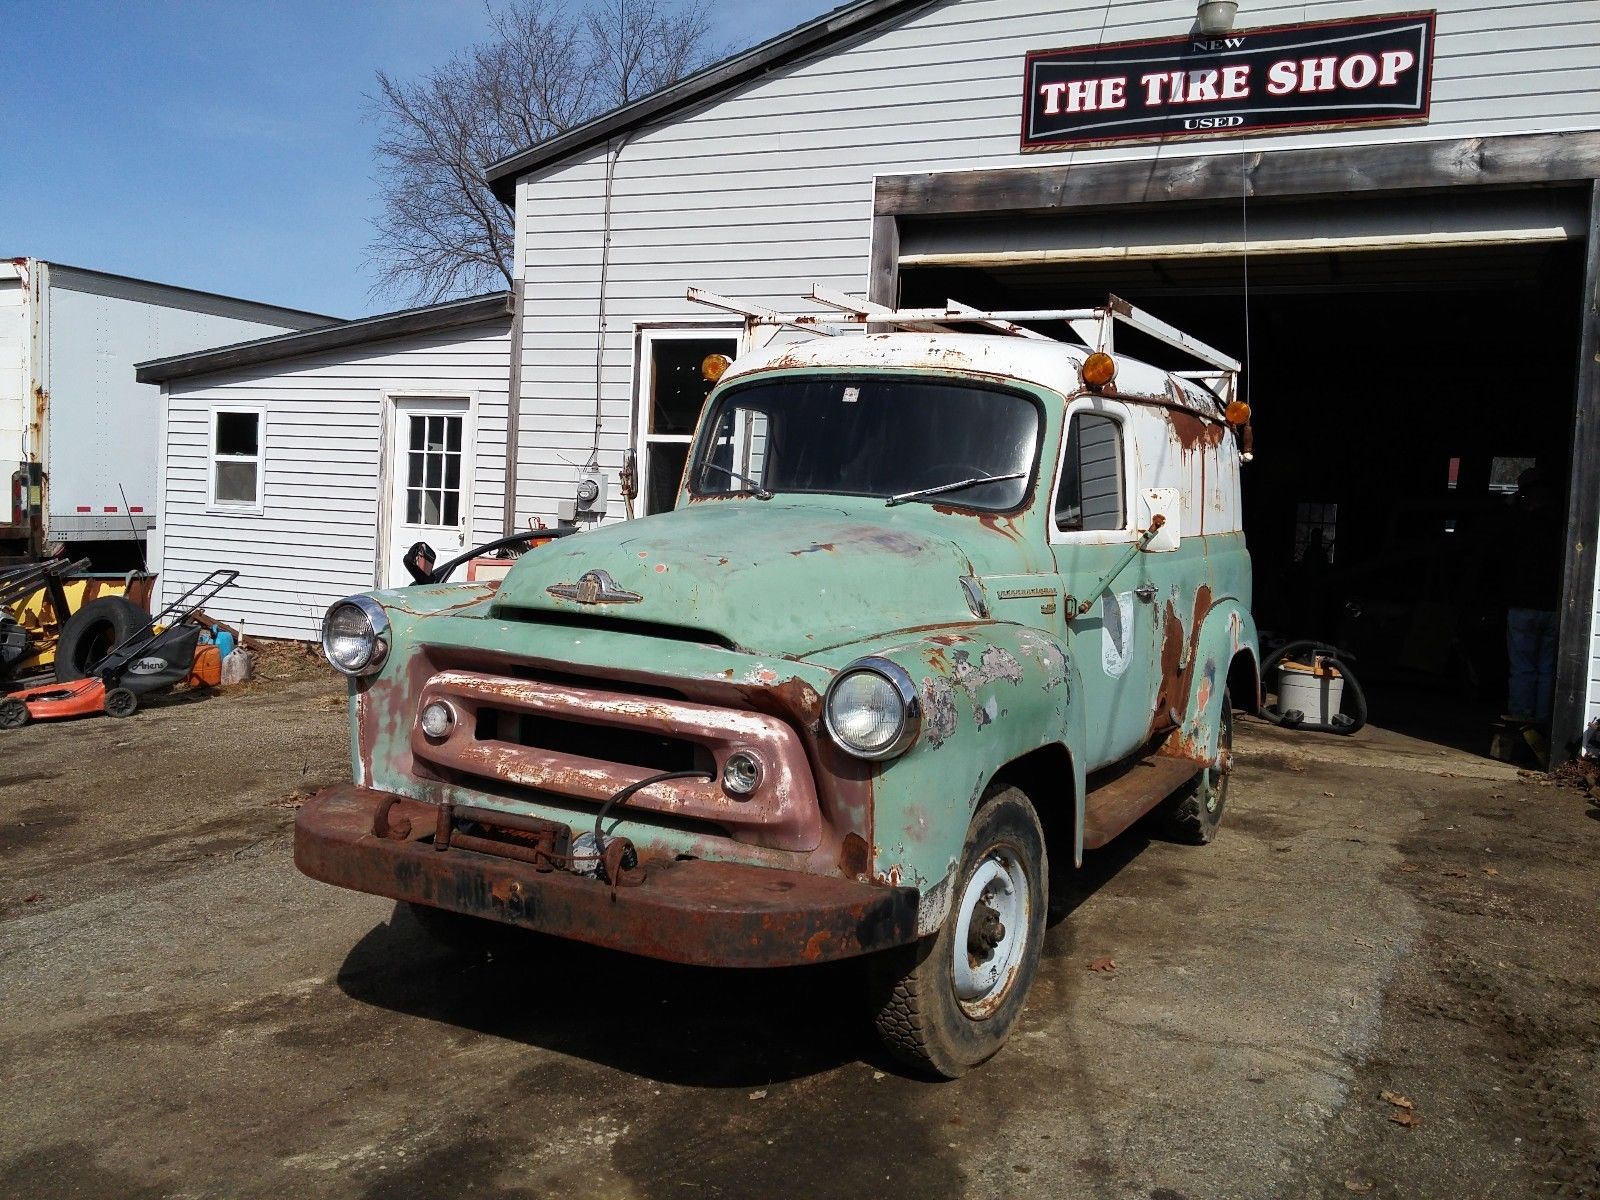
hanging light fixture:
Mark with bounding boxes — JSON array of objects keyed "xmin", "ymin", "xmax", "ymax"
[{"xmin": 1196, "ymin": 0, "xmax": 1239, "ymax": 36}]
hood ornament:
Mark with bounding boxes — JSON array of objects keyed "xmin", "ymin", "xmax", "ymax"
[{"xmin": 547, "ymin": 569, "xmax": 643, "ymax": 606}]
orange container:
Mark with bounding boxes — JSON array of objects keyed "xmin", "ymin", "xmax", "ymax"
[{"xmin": 188, "ymin": 643, "xmax": 223, "ymax": 688}]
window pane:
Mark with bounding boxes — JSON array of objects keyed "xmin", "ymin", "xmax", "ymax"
[
  {"xmin": 446, "ymin": 418, "xmax": 462, "ymax": 452},
  {"xmin": 215, "ymin": 461, "xmax": 257, "ymax": 504},
  {"xmin": 444, "ymin": 453, "xmax": 461, "ymax": 490},
  {"xmin": 407, "ymin": 452, "xmax": 424, "ymax": 487},
  {"xmin": 426, "ymin": 416, "xmax": 445, "ymax": 451},
  {"xmin": 1057, "ymin": 413, "xmax": 1123, "ymax": 532},
  {"xmin": 425, "ymin": 453, "xmax": 442, "ymax": 488},
  {"xmin": 694, "ymin": 377, "xmax": 1037, "ymax": 511},
  {"xmin": 409, "ymin": 416, "xmax": 424, "ymax": 451},
  {"xmin": 649, "ymin": 337, "xmax": 738, "ymax": 435},
  {"xmin": 215, "ymin": 412, "xmax": 258, "ymax": 457},
  {"xmin": 407, "ymin": 488, "xmax": 422, "ymax": 524},
  {"xmin": 443, "ymin": 492, "xmax": 459, "ymax": 526},
  {"xmin": 647, "ymin": 442, "xmax": 691, "ymax": 515},
  {"xmin": 423, "ymin": 490, "xmax": 442, "ymax": 524}
]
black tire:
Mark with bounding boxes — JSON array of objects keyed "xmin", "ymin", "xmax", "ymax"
[
  {"xmin": 104, "ymin": 687, "xmax": 138, "ymax": 719},
  {"xmin": 0, "ymin": 698, "xmax": 30, "ymax": 730},
  {"xmin": 401, "ymin": 900, "xmax": 521, "ymax": 954},
  {"xmin": 869, "ymin": 785, "xmax": 1048, "ymax": 1078},
  {"xmin": 54, "ymin": 597, "xmax": 153, "ymax": 682},
  {"xmin": 1162, "ymin": 690, "xmax": 1233, "ymax": 845}
]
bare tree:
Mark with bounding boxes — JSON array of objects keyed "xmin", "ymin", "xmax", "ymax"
[{"xmin": 369, "ymin": 0, "xmax": 716, "ymax": 304}]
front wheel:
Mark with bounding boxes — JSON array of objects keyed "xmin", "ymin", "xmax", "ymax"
[{"xmin": 870, "ymin": 785, "xmax": 1047, "ymax": 1078}]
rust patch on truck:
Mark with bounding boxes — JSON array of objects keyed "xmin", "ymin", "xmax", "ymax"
[
  {"xmin": 1168, "ymin": 408, "xmax": 1227, "ymax": 453},
  {"xmin": 1154, "ymin": 584, "xmax": 1217, "ymax": 757}
]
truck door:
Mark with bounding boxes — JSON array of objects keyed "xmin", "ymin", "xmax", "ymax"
[{"xmin": 1049, "ymin": 397, "xmax": 1166, "ymax": 770}]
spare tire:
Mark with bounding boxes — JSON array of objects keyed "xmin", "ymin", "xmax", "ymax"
[{"xmin": 54, "ymin": 597, "xmax": 153, "ymax": 682}]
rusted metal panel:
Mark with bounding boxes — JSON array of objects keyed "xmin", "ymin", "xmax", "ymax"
[
  {"xmin": 410, "ymin": 668, "xmax": 822, "ymax": 851},
  {"xmin": 296, "ymin": 787, "xmax": 918, "ymax": 968}
]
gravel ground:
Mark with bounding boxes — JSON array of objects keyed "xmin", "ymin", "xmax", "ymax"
[{"xmin": 1, "ymin": 658, "xmax": 1596, "ymax": 1199}]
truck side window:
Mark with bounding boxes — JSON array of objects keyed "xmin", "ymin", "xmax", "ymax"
[{"xmin": 1056, "ymin": 412, "xmax": 1124, "ymax": 532}]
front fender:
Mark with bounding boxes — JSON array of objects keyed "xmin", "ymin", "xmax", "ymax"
[{"xmin": 855, "ymin": 624, "xmax": 1086, "ymax": 935}]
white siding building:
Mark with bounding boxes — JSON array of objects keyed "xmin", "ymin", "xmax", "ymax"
[
  {"xmin": 483, "ymin": 0, "xmax": 1600, "ymax": 761},
  {"xmin": 147, "ymin": 0, "xmax": 1600, "ymax": 759},
  {"xmin": 140, "ymin": 294, "xmax": 511, "ymax": 639}
]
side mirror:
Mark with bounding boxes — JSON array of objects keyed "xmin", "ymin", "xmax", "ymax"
[
  {"xmin": 403, "ymin": 541, "xmax": 437, "ymax": 584},
  {"xmin": 1141, "ymin": 488, "xmax": 1181, "ymax": 552}
]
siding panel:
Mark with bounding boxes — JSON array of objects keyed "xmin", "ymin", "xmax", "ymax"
[{"xmin": 158, "ymin": 319, "xmax": 511, "ymax": 640}]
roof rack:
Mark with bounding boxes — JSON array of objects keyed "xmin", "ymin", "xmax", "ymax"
[{"xmin": 686, "ymin": 286, "xmax": 1241, "ymax": 378}]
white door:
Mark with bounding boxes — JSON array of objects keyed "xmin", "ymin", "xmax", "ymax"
[{"xmin": 385, "ymin": 397, "xmax": 473, "ymax": 587}]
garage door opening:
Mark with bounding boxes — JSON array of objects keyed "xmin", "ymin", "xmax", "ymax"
[{"xmin": 900, "ymin": 237, "xmax": 1585, "ymax": 760}]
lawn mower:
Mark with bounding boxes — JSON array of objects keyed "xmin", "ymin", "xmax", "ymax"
[{"xmin": 0, "ymin": 570, "xmax": 238, "ymax": 730}]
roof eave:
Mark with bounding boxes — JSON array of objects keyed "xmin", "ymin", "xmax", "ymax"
[
  {"xmin": 483, "ymin": 0, "xmax": 934, "ymax": 203},
  {"xmin": 135, "ymin": 292, "xmax": 513, "ymax": 385}
]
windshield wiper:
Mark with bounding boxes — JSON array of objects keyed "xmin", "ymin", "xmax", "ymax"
[
  {"xmin": 700, "ymin": 461, "xmax": 773, "ymax": 500},
  {"xmin": 886, "ymin": 471, "xmax": 1025, "ymax": 507}
]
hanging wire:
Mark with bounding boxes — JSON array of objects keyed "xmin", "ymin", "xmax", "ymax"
[{"xmin": 1239, "ymin": 141, "xmax": 1254, "ymax": 398}]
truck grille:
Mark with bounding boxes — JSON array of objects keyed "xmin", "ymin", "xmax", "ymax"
[{"xmin": 409, "ymin": 669, "xmax": 822, "ymax": 852}]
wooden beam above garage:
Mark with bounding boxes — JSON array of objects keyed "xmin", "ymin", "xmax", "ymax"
[{"xmin": 875, "ymin": 131, "xmax": 1600, "ymax": 216}]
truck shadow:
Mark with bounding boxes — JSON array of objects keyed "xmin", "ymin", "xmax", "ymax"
[
  {"xmin": 333, "ymin": 830, "xmax": 1154, "ymax": 1088},
  {"xmin": 334, "ymin": 905, "xmax": 879, "ymax": 1086}
]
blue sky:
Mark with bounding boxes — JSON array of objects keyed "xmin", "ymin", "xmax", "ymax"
[{"xmin": 0, "ymin": 0, "xmax": 836, "ymax": 318}]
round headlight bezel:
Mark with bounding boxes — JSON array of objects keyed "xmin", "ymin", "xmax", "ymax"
[
  {"xmin": 823, "ymin": 657, "xmax": 921, "ymax": 761},
  {"xmin": 321, "ymin": 595, "xmax": 390, "ymax": 677}
]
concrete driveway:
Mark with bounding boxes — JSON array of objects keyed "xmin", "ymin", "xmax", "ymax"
[{"xmin": 2, "ymin": 658, "xmax": 1596, "ymax": 1199}]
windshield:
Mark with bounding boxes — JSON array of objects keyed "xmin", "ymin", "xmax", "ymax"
[{"xmin": 689, "ymin": 375, "xmax": 1041, "ymax": 510}]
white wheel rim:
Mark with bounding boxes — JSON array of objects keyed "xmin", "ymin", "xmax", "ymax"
[{"xmin": 951, "ymin": 848, "xmax": 1030, "ymax": 1018}]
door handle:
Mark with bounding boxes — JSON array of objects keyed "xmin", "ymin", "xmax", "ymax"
[{"xmin": 1133, "ymin": 583, "xmax": 1157, "ymax": 603}]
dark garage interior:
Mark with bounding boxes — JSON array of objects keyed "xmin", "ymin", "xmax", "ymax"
[{"xmin": 901, "ymin": 227, "xmax": 1584, "ymax": 758}]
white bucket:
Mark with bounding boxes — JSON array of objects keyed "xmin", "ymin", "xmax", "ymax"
[{"xmin": 1277, "ymin": 659, "xmax": 1345, "ymax": 726}]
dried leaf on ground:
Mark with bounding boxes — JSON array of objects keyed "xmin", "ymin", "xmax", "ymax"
[
  {"xmin": 270, "ymin": 791, "xmax": 310, "ymax": 810},
  {"xmin": 1483, "ymin": 866, "xmax": 1501, "ymax": 877},
  {"xmin": 748, "ymin": 1089, "xmax": 767, "ymax": 1100},
  {"xmin": 1343, "ymin": 1181, "xmax": 1375, "ymax": 1194},
  {"xmin": 1087, "ymin": 957, "xmax": 1117, "ymax": 972},
  {"xmin": 1388, "ymin": 1109, "xmax": 1419, "ymax": 1127},
  {"xmin": 1322, "ymin": 791, "xmax": 1335, "ymax": 798},
  {"xmin": 22, "ymin": 892, "xmax": 43, "ymax": 903},
  {"xmin": 1398, "ymin": 863, "xmax": 1420, "ymax": 873},
  {"xmin": 1380, "ymin": 1090, "xmax": 1414, "ymax": 1109}
]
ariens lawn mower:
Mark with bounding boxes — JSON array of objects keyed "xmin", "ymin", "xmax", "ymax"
[{"xmin": 0, "ymin": 570, "xmax": 238, "ymax": 730}]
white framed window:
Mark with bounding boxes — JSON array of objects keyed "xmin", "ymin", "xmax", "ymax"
[
  {"xmin": 634, "ymin": 326, "xmax": 740, "ymax": 515},
  {"xmin": 1049, "ymin": 399, "xmax": 1133, "ymax": 546},
  {"xmin": 207, "ymin": 406, "xmax": 265, "ymax": 511}
]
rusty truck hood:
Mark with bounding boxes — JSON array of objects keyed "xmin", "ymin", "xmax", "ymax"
[{"xmin": 489, "ymin": 499, "xmax": 1002, "ymax": 658}]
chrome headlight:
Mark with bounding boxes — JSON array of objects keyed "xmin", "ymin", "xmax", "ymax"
[
  {"xmin": 322, "ymin": 596, "xmax": 389, "ymax": 677},
  {"xmin": 824, "ymin": 658, "xmax": 920, "ymax": 760}
]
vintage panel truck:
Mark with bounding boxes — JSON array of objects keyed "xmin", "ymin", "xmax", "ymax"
[{"xmin": 296, "ymin": 292, "xmax": 1259, "ymax": 1077}]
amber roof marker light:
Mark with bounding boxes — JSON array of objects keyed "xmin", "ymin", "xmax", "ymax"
[
  {"xmin": 1081, "ymin": 352, "xmax": 1117, "ymax": 390},
  {"xmin": 701, "ymin": 352, "xmax": 732, "ymax": 382}
]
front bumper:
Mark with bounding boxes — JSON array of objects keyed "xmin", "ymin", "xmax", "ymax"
[{"xmin": 294, "ymin": 786, "xmax": 919, "ymax": 968}]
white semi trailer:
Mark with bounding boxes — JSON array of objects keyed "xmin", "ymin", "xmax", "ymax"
[{"xmin": 0, "ymin": 258, "xmax": 332, "ymax": 563}]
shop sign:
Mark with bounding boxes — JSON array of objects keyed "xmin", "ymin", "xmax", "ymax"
[{"xmin": 1021, "ymin": 12, "xmax": 1435, "ymax": 151}]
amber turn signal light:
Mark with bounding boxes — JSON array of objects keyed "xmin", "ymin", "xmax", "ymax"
[
  {"xmin": 1081, "ymin": 352, "xmax": 1116, "ymax": 388},
  {"xmin": 701, "ymin": 353, "xmax": 732, "ymax": 382},
  {"xmin": 1225, "ymin": 399, "xmax": 1252, "ymax": 425}
]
